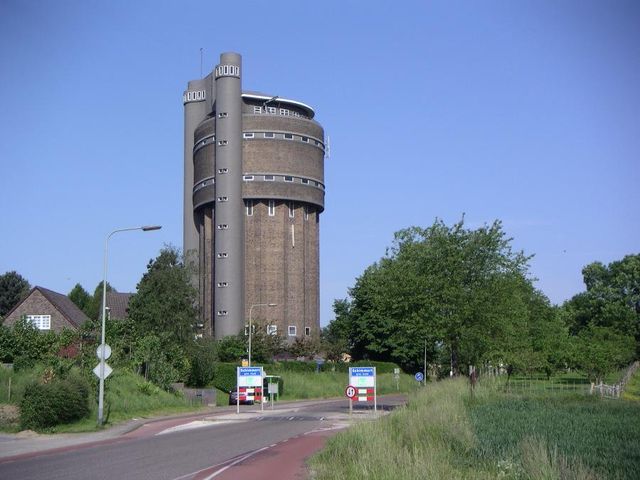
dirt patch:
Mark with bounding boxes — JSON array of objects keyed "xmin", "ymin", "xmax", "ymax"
[{"xmin": 0, "ymin": 404, "xmax": 20, "ymax": 429}]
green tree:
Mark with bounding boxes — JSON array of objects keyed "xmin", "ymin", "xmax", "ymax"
[
  {"xmin": 562, "ymin": 254, "xmax": 640, "ymax": 355},
  {"xmin": 187, "ymin": 338, "xmax": 218, "ymax": 387},
  {"xmin": 574, "ymin": 325, "xmax": 635, "ymax": 383},
  {"xmin": 0, "ymin": 271, "xmax": 31, "ymax": 318},
  {"xmin": 84, "ymin": 281, "xmax": 114, "ymax": 320},
  {"xmin": 217, "ymin": 335, "xmax": 246, "ymax": 362},
  {"xmin": 67, "ymin": 283, "xmax": 91, "ymax": 314},
  {"xmin": 288, "ymin": 336, "xmax": 320, "ymax": 359},
  {"xmin": 127, "ymin": 245, "xmax": 197, "ymax": 345},
  {"xmin": 327, "ymin": 218, "xmax": 537, "ymax": 374}
]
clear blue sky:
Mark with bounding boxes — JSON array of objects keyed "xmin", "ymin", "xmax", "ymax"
[{"xmin": 1, "ymin": 1, "xmax": 638, "ymax": 326}]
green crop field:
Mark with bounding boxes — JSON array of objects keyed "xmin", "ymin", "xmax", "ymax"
[{"xmin": 310, "ymin": 376, "xmax": 640, "ymax": 480}]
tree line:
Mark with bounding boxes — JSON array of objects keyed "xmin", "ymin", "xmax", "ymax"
[
  {"xmin": 0, "ymin": 247, "xmax": 323, "ymax": 390},
  {"xmin": 324, "ymin": 218, "xmax": 638, "ymax": 382}
]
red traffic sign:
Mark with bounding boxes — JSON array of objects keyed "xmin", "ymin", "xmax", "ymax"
[{"xmin": 345, "ymin": 385, "xmax": 357, "ymax": 399}]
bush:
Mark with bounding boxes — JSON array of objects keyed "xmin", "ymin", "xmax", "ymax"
[
  {"xmin": 319, "ymin": 360, "xmax": 401, "ymax": 374},
  {"xmin": 20, "ymin": 373, "xmax": 90, "ymax": 430},
  {"xmin": 213, "ymin": 363, "xmax": 237, "ymax": 393},
  {"xmin": 270, "ymin": 360, "xmax": 317, "ymax": 373},
  {"xmin": 187, "ymin": 339, "xmax": 218, "ymax": 387}
]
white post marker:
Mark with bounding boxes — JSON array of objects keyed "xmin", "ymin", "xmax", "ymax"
[
  {"xmin": 236, "ymin": 366, "xmax": 263, "ymax": 414},
  {"xmin": 348, "ymin": 367, "xmax": 377, "ymax": 412}
]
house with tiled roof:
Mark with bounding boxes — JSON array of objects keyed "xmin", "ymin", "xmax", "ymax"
[
  {"xmin": 2, "ymin": 286, "xmax": 90, "ymax": 332},
  {"xmin": 99, "ymin": 291, "xmax": 133, "ymax": 320}
]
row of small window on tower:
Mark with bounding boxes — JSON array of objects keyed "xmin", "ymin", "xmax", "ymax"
[
  {"xmin": 251, "ymin": 105, "xmax": 309, "ymax": 119},
  {"xmin": 244, "ymin": 324, "xmax": 312, "ymax": 336},
  {"xmin": 243, "ymin": 131, "xmax": 324, "ymax": 149},
  {"xmin": 245, "ymin": 200, "xmax": 311, "ymax": 219},
  {"xmin": 243, "ymin": 174, "xmax": 324, "ymax": 190}
]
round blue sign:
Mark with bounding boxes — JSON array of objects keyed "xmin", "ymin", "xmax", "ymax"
[{"xmin": 415, "ymin": 372, "xmax": 424, "ymax": 382}]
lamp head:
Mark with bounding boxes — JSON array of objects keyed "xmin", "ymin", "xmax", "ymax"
[{"xmin": 142, "ymin": 225, "xmax": 162, "ymax": 231}]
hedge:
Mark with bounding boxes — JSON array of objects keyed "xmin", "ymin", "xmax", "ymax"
[{"xmin": 20, "ymin": 374, "xmax": 90, "ymax": 430}]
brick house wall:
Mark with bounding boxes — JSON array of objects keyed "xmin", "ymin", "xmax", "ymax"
[{"xmin": 3, "ymin": 289, "xmax": 80, "ymax": 332}]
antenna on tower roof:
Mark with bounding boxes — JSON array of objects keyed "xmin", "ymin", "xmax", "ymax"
[{"xmin": 200, "ymin": 48, "xmax": 203, "ymax": 78}]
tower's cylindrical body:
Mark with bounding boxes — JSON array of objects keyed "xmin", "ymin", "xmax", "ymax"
[
  {"xmin": 213, "ymin": 53, "xmax": 244, "ymax": 339},
  {"xmin": 186, "ymin": 52, "xmax": 324, "ymax": 341},
  {"xmin": 183, "ymin": 78, "xmax": 209, "ymax": 264}
]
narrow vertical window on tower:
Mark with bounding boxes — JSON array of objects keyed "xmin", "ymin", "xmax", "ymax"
[
  {"xmin": 246, "ymin": 200, "xmax": 254, "ymax": 216},
  {"xmin": 288, "ymin": 202, "xmax": 295, "ymax": 218},
  {"xmin": 268, "ymin": 200, "xmax": 276, "ymax": 217}
]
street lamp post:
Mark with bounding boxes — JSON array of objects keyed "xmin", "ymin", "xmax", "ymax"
[
  {"xmin": 98, "ymin": 225, "xmax": 161, "ymax": 426},
  {"xmin": 248, "ymin": 303, "xmax": 277, "ymax": 366}
]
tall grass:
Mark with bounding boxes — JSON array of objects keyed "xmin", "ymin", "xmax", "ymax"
[
  {"xmin": 622, "ymin": 369, "xmax": 640, "ymax": 401},
  {"xmin": 310, "ymin": 377, "xmax": 640, "ymax": 479},
  {"xmin": 469, "ymin": 390, "xmax": 640, "ymax": 478},
  {"xmin": 310, "ymin": 379, "xmax": 491, "ymax": 479},
  {"xmin": 0, "ymin": 366, "xmax": 44, "ymax": 404},
  {"xmin": 279, "ymin": 371, "xmax": 418, "ymax": 400}
]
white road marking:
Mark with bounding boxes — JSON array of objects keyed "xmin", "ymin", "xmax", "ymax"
[
  {"xmin": 203, "ymin": 446, "xmax": 270, "ymax": 479},
  {"xmin": 156, "ymin": 420, "xmax": 234, "ymax": 435}
]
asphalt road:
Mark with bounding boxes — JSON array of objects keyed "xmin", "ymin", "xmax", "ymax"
[{"xmin": 0, "ymin": 396, "xmax": 406, "ymax": 480}]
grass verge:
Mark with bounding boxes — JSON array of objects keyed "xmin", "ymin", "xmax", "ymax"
[{"xmin": 309, "ymin": 377, "xmax": 640, "ymax": 479}]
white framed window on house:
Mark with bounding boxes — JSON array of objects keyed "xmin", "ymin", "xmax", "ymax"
[
  {"xmin": 243, "ymin": 132, "xmax": 255, "ymax": 139},
  {"xmin": 244, "ymin": 325, "xmax": 256, "ymax": 335},
  {"xmin": 243, "ymin": 175, "xmax": 254, "ymax": 181},
  {"xmin": 280, "ymin": 108, "xmax": 290, "ymax": 115},
  {"xmin": 267, "ymin": 106, "xmax": 277, "ymax": 114},
  {"xmin": 284, "ymin": 133, "xmax": 293, "ymax": 140},
  {"xmin": 267, "ymin": 325, "xmax": 277, "ymax": 335},
  {"xmin": 301, "ymin": 178, "xmax": 309, "ymax": 185},
  {"xmin": 268, "ymin": 200, "xmax": 276, "ymax": 216},
  {"xmin": 288, "ymin": 326, "xmax": 297, "ymax": 336},
  {"xmin": 264, "ymin": 175, "xmax": 275, "ymax": 181},
  {"xmin": 246, "ymin": 200, "xmax": 254, "ymax": 216},
  {"xmin": 284, "ymin": 176, "xmax": 293, "ymax": 182},
  {"xmin": 253, "ymin": 106, "xmax": 262, "ymax": 114},
  {"xmin": 305, "ymin": 327, "xmax": 311, "ymax": 336},
  {"xmin": 288, "ymin": 202, "xmax": 295, "ymax": 218},
  {"xmin": 264, "ymin": 132, "xmax": 275, "ymax": 138},
  {"xmin": 27, "ymin": 314, "xmax": 51, "ymax": 330}
]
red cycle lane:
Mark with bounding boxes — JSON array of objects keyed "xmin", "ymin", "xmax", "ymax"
[{"xmin": 193, "ymin": 428, "xmax": 342, "ymax": 480}]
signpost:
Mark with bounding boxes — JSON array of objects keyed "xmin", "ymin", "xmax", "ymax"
[
  {"xmin": 236, "ymin": 366, "xmax": 264, "ymax": 414},
  {"xmin": 345, "ymin": 384, "xmax": 357, "ymax": 416},
  {"xmin": 348, "ymin": 366, "xmax": 377, "ymax": 412},
  {"xmin": 93, "ymin": 343, "xmax": 113, "ymax": 381},
  {"xmin": 394, "ymin": 367, "xmax": 400, "ymax": 391}
]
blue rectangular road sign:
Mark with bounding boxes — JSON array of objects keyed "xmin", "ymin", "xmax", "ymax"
[
  {"xmin": 350, "ymin": 367, "xmax": 375, "ymax": 377},
  {"xmin": 239, "ymin": 367, "xmax": 262, "ymax": 376}
]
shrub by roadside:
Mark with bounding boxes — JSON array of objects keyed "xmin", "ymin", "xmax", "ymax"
[{"xmin": 20, "ymin": 373, "xmax": 90, "ymax": 430}]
